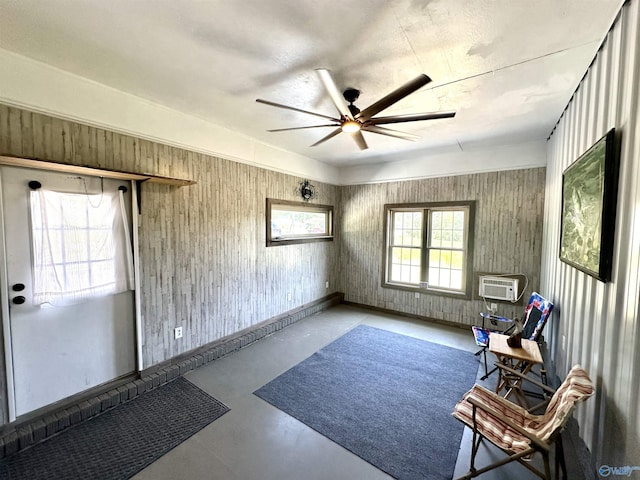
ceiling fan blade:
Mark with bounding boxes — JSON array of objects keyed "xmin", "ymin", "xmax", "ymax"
[
  {"xmin": 316, "ymin": 69, "xmax": 353, "ymax": 120},
  {"xmin": 363, "ymin": 125, "xmax": 420, "ymax": 141},
  {"xmin": 256, "ymin": 99, "xmax": 339, "ymax": 122},
  {"xmin": 267, "ymin": 124, "xmax": 339, "ymax": 132},
  {"xmin": 311, "ymin": 128, "xmax": 343, "ymax": 147},
  {"xmin": 352, "ymin": 131, "xmax": 368, "ymax": 150},
  {"xmin": 356, "ymin": 74, "xmax": 432, "ymax": 122},
  {"xmin": 368, "ymin": 111, "xmax": 456, "ymax": 125}
]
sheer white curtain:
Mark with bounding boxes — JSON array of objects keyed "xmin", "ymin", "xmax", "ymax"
[{"xmin": 29, "ymin": 188, "xmax": 134, "ymax": 306}]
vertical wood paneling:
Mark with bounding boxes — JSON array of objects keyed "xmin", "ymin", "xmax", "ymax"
[
  {"xmin": 541, "ymin": 0, "xmax": 640, "ymax": 467},
  {"xmin": 338, "ymin": 168, "xmax": 547, "ymax": 326},
  {"xmin": 0, "ymin": 105, "xmax": 339, "ymax": 424}
]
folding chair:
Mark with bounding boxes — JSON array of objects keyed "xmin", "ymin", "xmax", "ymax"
[
  {"xmin": 472, "ymin": 292, "xmax": 553, "ymax": 380},
  {"xmin": 452, "ymin": 364, "xmax": 594, "ymax": 480}
]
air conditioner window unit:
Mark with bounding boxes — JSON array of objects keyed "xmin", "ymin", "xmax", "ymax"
[{"xmin": 479, "ymin": 276, "xmax": 518, "ymax": 301}]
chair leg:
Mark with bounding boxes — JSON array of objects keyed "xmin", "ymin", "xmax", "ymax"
[
  {"xmin": 555, "ymin": 434, "xmax": 567, "ymax": 480},
  {"xmin": 480, "ymin": 349, "xmax": 498, "ymax": 381},
  {"xmin": 543, "ymin": 451, "xmax": 551, "ymax": 480}
]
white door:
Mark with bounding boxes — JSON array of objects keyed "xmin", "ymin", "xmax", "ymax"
[{"xmin": 1, "ymin": 166, "xmax": 136, "ymax": 418}]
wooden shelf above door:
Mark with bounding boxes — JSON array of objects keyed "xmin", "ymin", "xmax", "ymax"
[{"xmin": 0, "ymin": 155, "xmax": 196, "ymax": 186}]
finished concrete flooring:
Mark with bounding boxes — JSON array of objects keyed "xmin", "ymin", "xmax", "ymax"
[{"xmin": 128, "ymin": 304, "xmax": 586, "ymax": 480}]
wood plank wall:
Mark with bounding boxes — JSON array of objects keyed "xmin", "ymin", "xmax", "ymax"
[
  {"xmin": 0, "ymin": 105, "xmax": 339, "ymax": 424},
  {"xmin": 338, "ymin": 168, "xmax": 547, "ymax": 325},
  {"xmin": 541, "ymin": 0, "xmax": 640, "ymax": 467}
]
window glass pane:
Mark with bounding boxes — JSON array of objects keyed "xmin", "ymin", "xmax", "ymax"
[
  {"xmin": 428, "ymin": 267, "xmax": 440, "ymax": 286},
  {"xmin": 452, "ymin": 230, "xmax": 463, "ymax": 249},
  {"xmin": 440, "ymin": 269, "xmax": 451, "ymax": 287},
  {"xmin": 411, "ymin": 229, "xmax": 422, "ymax": 247},
  {"xmin": 410, "ymin": 266, "xmax": 421, "ymax": 284},
  {"xmin": 442, "ymin": 211, "xmax": 454, "ymax": 229},
  {"xmin": 411, "ymin": 248, "xmax": 421, "ymax": 266},
  {"xmin": 429, "ymin": 249, "xmax": 440, "ymax": 266},
  {"xmin": 271, "ymin": 209, "xmax": 328, "ymax": 236},
  {"xmin": 391, "ymin": 264, "xmax": 401, "ymax": 282},
  {"xmin": 439, "ymin": 249, "xmax": 451, "ymax": 268},
  {"xmin": 268, "ymin": 200, "xmax": 333, "ymax": 245},
  {"xmin": 431, "ymin": 211, "xmax": 441, "ymax": 229},
  {"xmin": 431, "ymin": 229, "xmax": 441, "ymax": 247},
  {"xmin": 401, "ymin": 265, "xmax": 412, "ymax": 283},
  {"xmin": 441, "ymin": 229, "xmax": 452, "ymax": 248},
  {"xmin": 390, "ymin": 242, "xmax": 421, "ymax": 285},
  {"xmin": 412, "ymin": 212, "xmax": 422, "ymax": 230},
  {"xmin": 454, "ymin": 211, "xmax": 464, "ymax": 229},
  {"xmin": 452, "ymin": 251, "xmax": 464, "ymax": 269},
  {"xmin": 450, "ymin": 270, "xmax": 463, "ymax": 289},
  {"xmin": 392, "ymin": 247, "xmax": 402, "ymax": 264}
]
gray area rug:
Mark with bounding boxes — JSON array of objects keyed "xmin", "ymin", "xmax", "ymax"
[
  {"xmin": 254, "ymin": 325, "xmax": 478, "ymax": 480},
  {"xmin": 0, "ymin": 377, "xmax": 229, "ymax": 480}
]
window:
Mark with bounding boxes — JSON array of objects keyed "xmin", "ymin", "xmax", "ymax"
[
  {"xmin": 30, "ymin": 189, "xmax": 134, "ymax": 306},
  {"xmin": 267, "ymin": 198, "xmax": 333, "ymax": 246},
  {"xmin": 383, "ymin": 201, "xmax": 475, "ymax": 297}
]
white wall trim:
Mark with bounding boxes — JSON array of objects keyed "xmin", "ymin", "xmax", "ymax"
[
  {"xmin": 0, "ymin": 48, "xmax": 549, "ymax": 186},
  {"xmin": 0, "ymin": 48, "xmax": 340, "ymax": 185},
  {"xmin": 338, "ymin": 140, "xmax": 547, "ymax": 185}
]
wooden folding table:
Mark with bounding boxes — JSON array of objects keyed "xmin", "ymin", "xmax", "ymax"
[{"xmin": 489, "ymin": 332, "xmax": 543, "ymax": 407}]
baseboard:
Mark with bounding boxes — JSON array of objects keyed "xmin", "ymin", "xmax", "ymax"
[
  {"xmin": 342, "ymin": 300, "xmax": 469, "ymax": 331},
  {"xmin": 0, "ymin": 292, "xmax": 343, "ymax": 458}
]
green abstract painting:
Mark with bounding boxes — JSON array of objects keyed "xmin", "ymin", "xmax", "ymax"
[{"xmin": 560, "ymin": 129, "xmax": 618, "ymax": 281}]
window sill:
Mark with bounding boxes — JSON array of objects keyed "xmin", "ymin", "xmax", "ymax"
[
  {"xmin": 267, "ymin": 236, "xmax": 334, "ymax": 247},
  {"xmin": 382, "ymin": 281, "xmax": 471, "ymax": 300}
]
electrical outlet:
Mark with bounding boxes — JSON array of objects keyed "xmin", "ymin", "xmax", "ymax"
[
  {"xmin": 414, "ymin": 292, "xmax": 420, "ymax": 299},
  {"xmin": 490, "ymin": 303, "xmax": 498, "ymax": 312},
  {"xmin": 174, "ymin": 327, "xmax": 183, "ymax": 339},
  {"xmin": 325, "ymin": 281, "xmax": 329, "ymax": 289},
  {"xmin": 562, "ymin": 335, "xmax": 566, "ymax": 351},
  {"xmin": 287, "ymin": 292, "xmax": 292, "ymax": 301}
]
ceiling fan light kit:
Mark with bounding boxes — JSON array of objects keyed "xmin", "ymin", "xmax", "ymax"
[
  {"xmin": 341, "ymin": 120, "xmax": 361, "ymax": 133},
  {"xmin": 257, "ymin": 68, "xmax": 456, "ymax": 151}
]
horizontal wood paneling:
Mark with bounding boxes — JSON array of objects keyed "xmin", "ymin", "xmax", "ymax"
[{"xmin": 338, "ymin": 168, "xmax": 546, "ymax": 326}]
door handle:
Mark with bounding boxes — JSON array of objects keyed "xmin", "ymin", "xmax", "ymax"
[
  {"xmin": 12, "ymin": 296, "xmax": 26, "ymax": 305},
  {"xmin": 12, "ymin": 283, "xmax": 25, "ymax": 292}
]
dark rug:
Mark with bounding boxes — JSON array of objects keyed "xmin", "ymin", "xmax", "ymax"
[
  {"xmin": 254, "ymin": 325, "xmax": 477, "ymax": 480},
  {"xmin": 0, "ymin": 377, "xmax": 229, "ymax": 480}
]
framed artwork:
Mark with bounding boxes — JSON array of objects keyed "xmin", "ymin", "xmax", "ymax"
[{"xmin": 559, "ymin": 128, "xmax": 619, "ymax": 282}]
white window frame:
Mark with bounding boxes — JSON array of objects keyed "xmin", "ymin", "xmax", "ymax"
[
  {"xmin": 383, "ymin": 201, "xmax": 475, "ymax": 298},
  {"xmin": 267, "ymin": 198, "xmax": 334, "ymax": 247}
]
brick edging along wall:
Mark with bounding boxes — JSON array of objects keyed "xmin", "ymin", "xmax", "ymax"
[{"xmin": 0, "ymin": 292, "xmax": 343, "ymax": 458}]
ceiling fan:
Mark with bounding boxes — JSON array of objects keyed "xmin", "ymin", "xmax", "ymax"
[{"xmin": 256, "ymin": 68, "xmax": 456, "ymax": 151}]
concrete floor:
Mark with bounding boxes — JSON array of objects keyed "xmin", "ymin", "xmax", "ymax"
[{"xmin": 131, "ymin": 304, "xmax": 581, "ymax": 480}]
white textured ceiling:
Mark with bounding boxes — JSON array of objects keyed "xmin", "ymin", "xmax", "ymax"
[{"xmin": 0, "ymin": 0, "xmax": 622, "ymax": 168}]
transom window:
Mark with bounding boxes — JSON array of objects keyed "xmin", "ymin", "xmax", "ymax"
[
  {"xmin": 383, "ymin": 201, "xmax": 475, "ymax": 297},
  {"xmin": 267, "ymin": 198, "xmax": 333, "ymax": 246}
]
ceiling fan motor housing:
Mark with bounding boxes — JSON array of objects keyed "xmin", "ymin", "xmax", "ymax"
[{"xmin": 343, "ymin": 88, "xmax": 361, "ymax": 117}]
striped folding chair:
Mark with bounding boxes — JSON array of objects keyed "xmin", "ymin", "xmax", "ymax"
[{"xmin": 452, "ymin": 364, "xmax": 594, "ymax": 480}]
